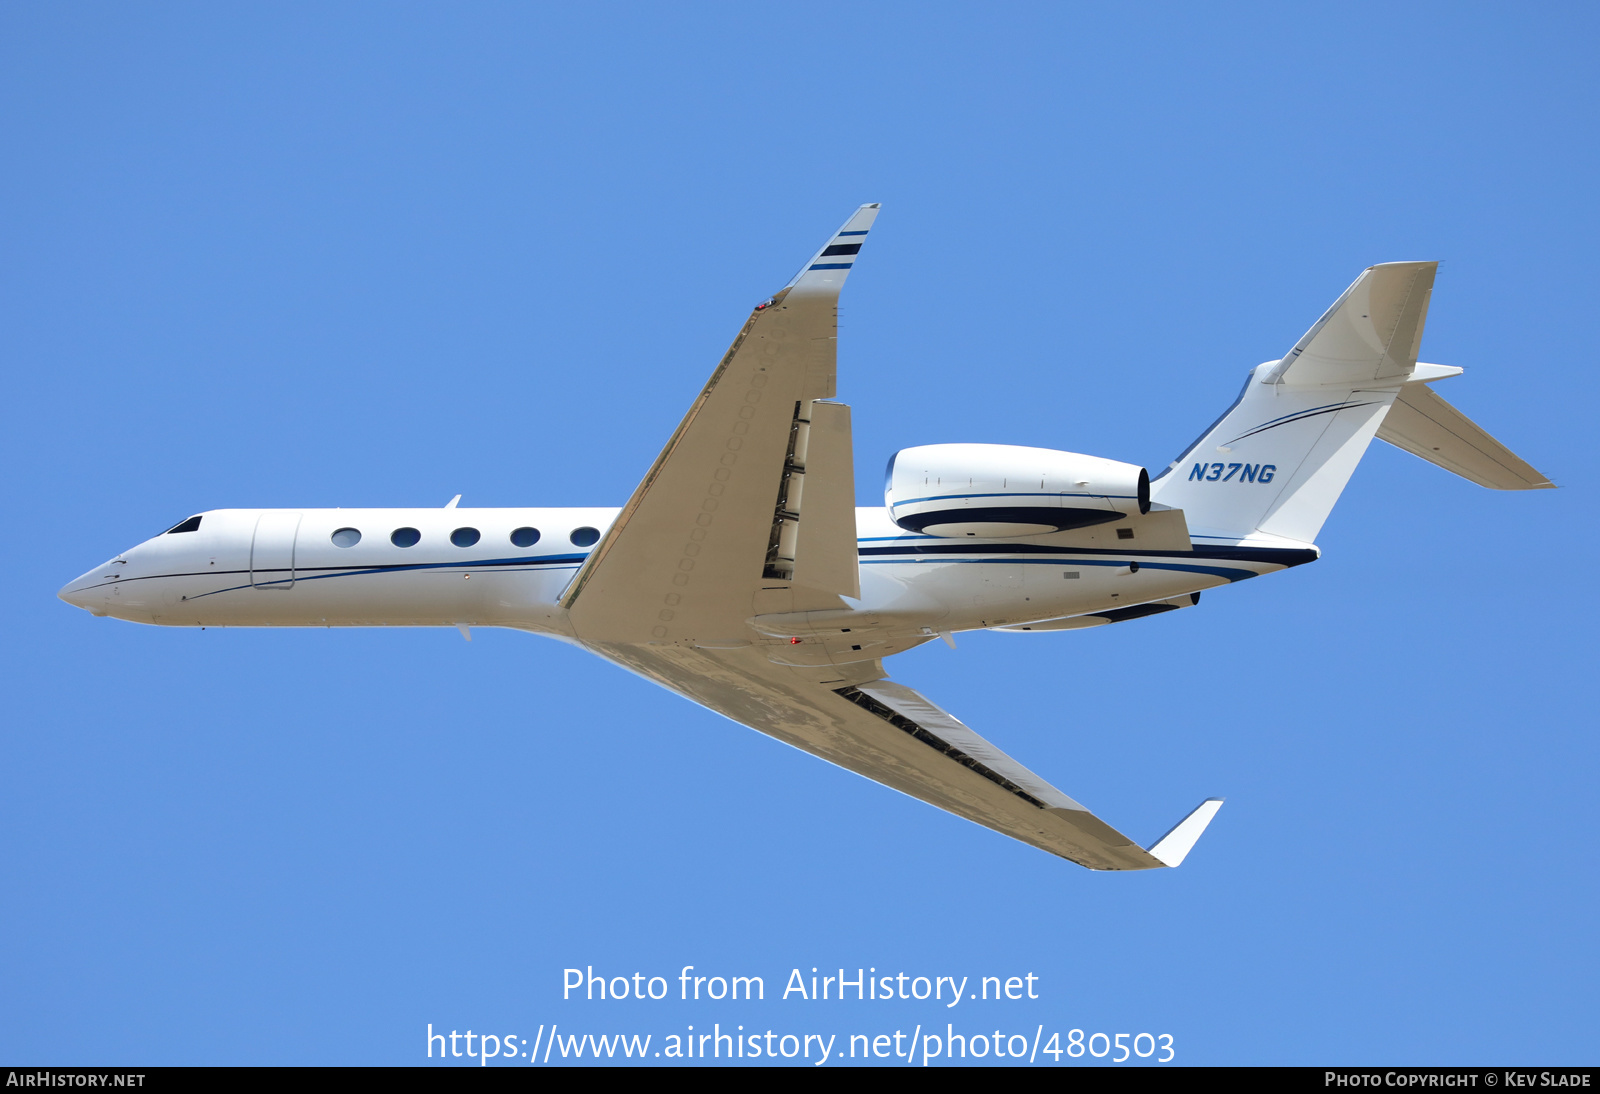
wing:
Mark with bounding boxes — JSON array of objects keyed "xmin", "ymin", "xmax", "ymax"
[
  {"xmin": 585, "ymin": 640, "xmax": 1222, "ymax": 870},
  {"xmin": 561, "ymin": 204, "xmax": 1221, "ymax": 868},
  {"xmin": 563, "ymin": 205, "xmax": 878, "ymax": 644}
]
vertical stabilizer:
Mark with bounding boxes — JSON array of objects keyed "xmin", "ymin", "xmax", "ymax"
[{"xmin": 1150, "ymin": 263, "xmax": 1437, "ymax": 545}]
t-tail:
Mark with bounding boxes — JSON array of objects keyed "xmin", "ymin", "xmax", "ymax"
[{"xmin": 1149, "ymin": 261, "xmax": 1554, "ymax": 549}]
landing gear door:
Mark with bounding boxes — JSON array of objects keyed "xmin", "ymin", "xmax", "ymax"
[{"xmin": 251, "ymin": 512, "xmax": 302, "ymax": 590}]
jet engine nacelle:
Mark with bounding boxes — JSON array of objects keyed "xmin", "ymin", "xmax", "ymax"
[{"xmin": 885, "ymin": 443, "xmax": 1150, "ymax": 538}]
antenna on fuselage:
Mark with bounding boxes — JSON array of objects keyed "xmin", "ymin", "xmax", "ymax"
[{"xmin": 445, "ymin": 494, "xmax": 461, "ymax": 508}]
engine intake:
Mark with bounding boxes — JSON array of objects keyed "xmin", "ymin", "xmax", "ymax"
[{"xmin": 886, "ymin": 443, "xmax": 1149, "ymax": 538}]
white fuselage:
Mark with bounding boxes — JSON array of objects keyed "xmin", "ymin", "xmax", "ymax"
[{"xmin": 58, "ymin": 506, "xmax": 1311, "ymax": 639}]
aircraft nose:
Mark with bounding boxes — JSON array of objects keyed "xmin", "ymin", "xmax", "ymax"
[
  {"xmin": 59, "ymin": 565, "xmax": 113, "ymax": 613},
  {"xmin": 59, "ymin": 579, "xmax": 95, "ymax": 611}
]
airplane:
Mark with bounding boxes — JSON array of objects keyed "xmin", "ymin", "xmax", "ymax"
[{"xmin": 57, "ymin": 204, "xmax": 1554, "ymax": 870}]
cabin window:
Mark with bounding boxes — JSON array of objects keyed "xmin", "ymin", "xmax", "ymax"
[
  {"xmin": 510, "ymin": 527, "xmax": 541, "ymax": 547},
  {"xmin": 451, "ymin": 527, "xmax": 481, "ymax": 548},
  {"xmin": 164, "ymin": 516, "xmax": 203, "ymax": 534},
  {"xmin": 391, "ymin": 527, "xmax": 421, "ymax": 548},
  {"xmin": 331, "ymin": 528, "xmax": 361, "ymax": 548},
  {"xmin": 570, "ymin": 526, "xmax": 600, "ymax": 547}
]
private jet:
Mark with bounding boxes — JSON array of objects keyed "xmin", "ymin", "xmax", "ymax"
[{"xmin": 59, "ymin": 205, "xmax": 1553, "ymax": 869}]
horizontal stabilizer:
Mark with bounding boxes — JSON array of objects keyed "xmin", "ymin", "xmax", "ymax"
[
  {"xmin": 1147, "ymin": 798, "xmax": 1224, "ymax": 867},
  {"xmin": 1378, "ymin": 383, "xmax": 1554, "ymax": 490}
]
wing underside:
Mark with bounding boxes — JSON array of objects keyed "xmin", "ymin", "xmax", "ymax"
[
  {"xmin": 562, "ymin": 206, "xmax": 879, "ymax": 644},
  {"xmin": 586, "ymin": 640, "xmax": 1219, "ymax": 870}
]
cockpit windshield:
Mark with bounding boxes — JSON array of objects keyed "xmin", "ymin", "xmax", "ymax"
[{"xmin": 164, "ymin": 515, "xmax": 203, "ymax": 534}]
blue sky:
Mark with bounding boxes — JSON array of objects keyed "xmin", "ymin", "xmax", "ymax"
[{"xmin": 2, "ymin": 2, "xmax": 1595, "ymax": 1066}]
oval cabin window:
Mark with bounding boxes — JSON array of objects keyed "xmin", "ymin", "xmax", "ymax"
[
  {"xmin": 331, "ymin": 528, "xmax": 362, "ymax": 548},
  {"xmin": 510, "ymin": 527, "xmax": 541, "ymax": 547},
  {"xmin": 451, "ymin": 527, "xmax": 481, "ymax": 548},
  {"xmin": 390, "ymin": 527, "xmax": 421, "ymax": 548}
]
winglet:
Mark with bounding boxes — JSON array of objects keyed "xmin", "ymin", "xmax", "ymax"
[
  {"xmin": 780, "ymin": 203, "xmax": 881, "ymax": 297},
  {"xmin": 1146, "ymin": 798, "xmax": 1224, "ymax": 867}
]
